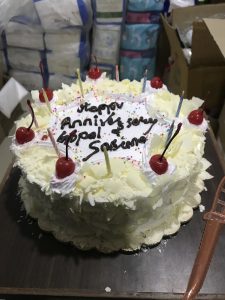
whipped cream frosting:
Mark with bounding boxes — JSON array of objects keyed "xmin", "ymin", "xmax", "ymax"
[{"xmin": 12, "ymin": 77, "xmax": 212, "ymax": 252}]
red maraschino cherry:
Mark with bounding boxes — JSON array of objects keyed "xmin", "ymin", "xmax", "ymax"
[
  {"xmin": 39, "ymin": 61, "xmax": 53, "ymax": 103},
  {"xmin": 150, "ymin": 76, "xmax": 163, "ymax": 89},
  {"xmin": 150, "ymin": 154, "xmax": 168, "ymax": 175},
  {"xmin": 39, "ymin": 88, "xmax": 53, "ymax": 103},
  {"xmin": 16, "ymin": 100, "xmax": 35, "ymax": 144},
  {"xmin": 188, "ymin": 109, "xmax": 204, "ymax": 125},
  {"xmin": 88, "ymin": 55, "xmax": 102, "ymax": 79},
  {"xmin": 149, "ymin": 123, "xmax": 182, "ymax": 175},
  {"xmin": 56, "ymin": 135, "xmax": 75, "ymax": 179}
]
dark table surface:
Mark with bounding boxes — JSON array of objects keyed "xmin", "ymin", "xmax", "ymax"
[{"xmin": 0, "ymin": 129, "xmax": 225, "ymax": 300}]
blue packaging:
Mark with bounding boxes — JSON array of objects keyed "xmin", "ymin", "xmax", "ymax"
[
  {"xmin": 127, "ymin": 0, "xmax": 165, "ymax": 12},
  {"xmin": 121, "ymin": 23, "xmax": 159, "ymax": 51},
  {"xmin": 120, "ymin": 50, "xmax": 156, "ymax": 81}
]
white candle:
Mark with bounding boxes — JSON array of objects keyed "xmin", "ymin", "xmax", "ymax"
[
  {"xmin": 47, "ymin": 128, "xmax": 61, "ymax": 158},
  {"xmin": 142, "ymin": 69, "xmax": 148, "ymax": 93},
  {"xmin": 175, "ymin": 90, "xmax": 185, "ymax": 118}
]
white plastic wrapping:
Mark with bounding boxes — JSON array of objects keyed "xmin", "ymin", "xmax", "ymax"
[
  {"xmin": 47, "ymin": 51, "xmax": 81, "ymax": 77},
  {"xmin": 0, "ymin": 0, "xmax": 29, "ymax": 33},
  {"xmin": 5, "ymin": 22, "xmax": 44, "ymax": 50},
  {"xmin": 0, "ymin": 0, "xmax": 92, "ymax": 89},
  {"xmin": 7, "ymin": 47, "xmax": 44, "ymax": 72},
  {"xmin": 9, "ymin": 70, "xmax": 43, "ymax": 91},
  {"xmin": 33, "ymin": 0, "xmax": 93, "ymax": 32},
  {"xmin": 48, "ymin": 73, "xmax": 75, "ymax": 90},
  {"xmin": 169, "ymin": 0, "xmax": 195, "ymax": 12},
  {"xmin": 93, "ymin": 0, "xmax": 125, "ymax": 24},
  {"xmin": 92, "ymin": 23, "xmax": 121, "ymax": 65},
  {"xmin": 45, "ymin": 31, "xmax": 82, "ymax": 51},
  {"xmin": 46, "ymin": 30, "xmax": 90, "ymax": 76}
]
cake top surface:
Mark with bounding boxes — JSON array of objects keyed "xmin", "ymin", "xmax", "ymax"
[{"xmin": 12, "ymin": 74, "xmax": 209, "ymax": 199}]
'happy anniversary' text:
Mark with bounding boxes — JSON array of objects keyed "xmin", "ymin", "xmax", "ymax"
[{"xmin": 57, "ymin": 101, "xmax": 157, "ymax": 161}]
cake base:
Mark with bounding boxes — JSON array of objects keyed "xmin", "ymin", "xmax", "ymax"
[{"xmin": 19, "ymin": 173, "xmax": 205, "ymax": 253}]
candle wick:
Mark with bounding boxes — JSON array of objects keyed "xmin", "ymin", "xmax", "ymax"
[
  {"xmin": 66, "ymin": 136, "xmax": 70, "ymax": 160},
  {"xmin": 27, "ymin": 100, "xmax": 34, "ymax": 131},
  {"xmin": 161, "ymin": 123, "xmax": 182, "ymax": 159}
]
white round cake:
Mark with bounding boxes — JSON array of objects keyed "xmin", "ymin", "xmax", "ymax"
[{"xmin": 11, "ymin": 74, "xmax": 211, "ymax": 252}]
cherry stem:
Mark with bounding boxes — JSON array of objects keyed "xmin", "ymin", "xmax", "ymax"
[
  {"xmin": 93, "ymin": 55, "xmax": 98, "ymax": 69},
  {"xmin": 39, "ymin": 61, "xmax": 47, "ymax": 89},
  {"xmin": 65, "ymin": 136, "xmax": 70, "ymax": 160},
  {"xmin": 160, "ymin": 123, "xmax": 182, "ymax": 161},
  {"xmin": 65, "ymin": 131, "xmax": 76, "ymax": 160},
  {"xmin": 27, "ymin": 100, "xmax": 35, "ymax": 131}
]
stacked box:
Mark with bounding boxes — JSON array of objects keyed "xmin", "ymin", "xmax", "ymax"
[
  {"xmin": 120, "ymin": 0, "xmax": 165, "ymax": 80},
  {"xmin": 35, "ymin": 0, "xmax": 92, "ymax": 87},
  {"xmin": 1, "ymin": 0, "xmax": 45, "ymax": 90},
  {"xmin": 1, "ymin": 0, "xmax": 93, "ymax": 90},
  {"xmin": 91, "ymin": 0, "xmax": 125, "ymax": 78},
  {"xmin": 34, "ymin": 0, "xmax": 92, "ymax": 88}
]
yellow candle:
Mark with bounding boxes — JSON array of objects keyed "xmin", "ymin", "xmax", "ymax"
[
  {"xmin": 42, "ymin": 88, "xmax": 52, "ymax": 113},
  {"xmin": 103, "ymin": 146, "xmax": 112, "ymax": 177}
]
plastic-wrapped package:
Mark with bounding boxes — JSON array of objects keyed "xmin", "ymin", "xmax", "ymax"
[
  {"xmin": 92, "ymin": 23, "xmax": 121, "ymax": 65},
  {"xmin": 120, "ymin": 49, "xmax": 156, "ymax": 81},
  {"xmin": 9, "ymin": 69, "xmax": 43, "ymax": 90},
  {"xmin": 33, "ymin": 0, "xmax": 93, "ymax": 32},
  {"xmin": 183, "ymin": 48, "xmax": 192, "ymax": 64},
  {"xmin": 47, "ymin": 51, "xmax": 81, "ymax": 77},
  {"xmin": 7, "ymin": 47, "xmax": 45, "ymax": 72},
  {"xmin": 10, "ymin": 0, "xmax": 41, "ymax": 25},
  {"xmin": 127, "ymin": 0, "xmax": 165, "ymax": 12},
  {"xmin": 48, "ymin": 73, "xmax": 76, "ymax": 90},
  {"xmin": 46, "ymin": 30, "xmax": 90, "ymax": 76},
  {"xmin": 126, "ymin": 11, "xmax": 160, "ymax": 24},
  {"xmin": 92, "ymin": 0, "xmax": 126, "ymax": 24},
  {"xmin": 45, "ymin": 30, "xmax": 82, "ymax": 51},
  {"xmin": 5, "ymin": 22, "xmax": 44, "ymax": 50},
  {"xmin": 0, "ymin": 0, "xmax": 30, "ymax": 33},
  {"xmin": 121, "ymin": 23, "xmax": 160, "ymax": 51},
  {"xmin": 169, "ymin": 0, "xmax": 195, "ymax": 11}
]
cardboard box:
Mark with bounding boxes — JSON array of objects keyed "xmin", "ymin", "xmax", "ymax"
[
  {"xmin": 218, "ymin": 100, "xmax": 225, "ymax": 153},
  {"xmin": 161, "ymin": 3, "xmax": 225, "ymax": 118}
]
